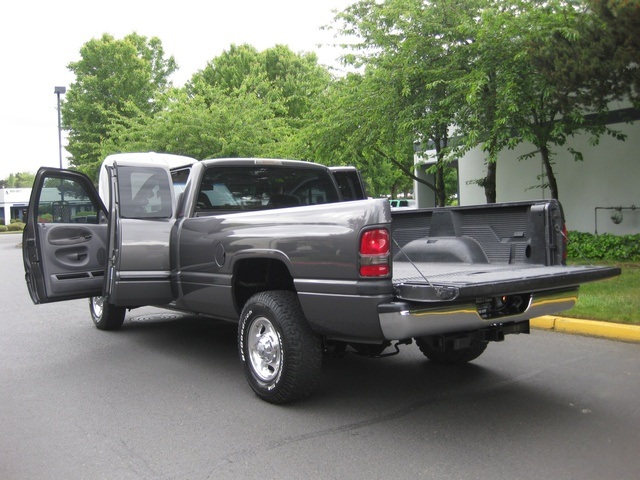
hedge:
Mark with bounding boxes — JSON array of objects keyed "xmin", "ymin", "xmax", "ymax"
[
  {"xmin": 0, "ymin": 225, "xmax": 7, "ymax": 232},
  {"xmin": 566, "ymin": 231, "xmax": 640, "ymax": 262},
  {"xmin": 6, "ymin": 222, "xmax": 25, "ymax": 232}
]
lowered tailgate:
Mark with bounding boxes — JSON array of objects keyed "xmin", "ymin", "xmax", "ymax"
[{"xmin": 393, "ymin": 262, "xmax": 621, "ymax": 302}]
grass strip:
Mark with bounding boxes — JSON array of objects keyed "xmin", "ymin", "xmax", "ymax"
[{"xmin": 563, "ymin": 262, "xmax": 640, "ymax": 325}]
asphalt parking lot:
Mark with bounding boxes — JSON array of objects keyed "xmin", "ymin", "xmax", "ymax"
[{"xmin": 2, "ymin": 234, "xmax": 639, "ymax": 480}]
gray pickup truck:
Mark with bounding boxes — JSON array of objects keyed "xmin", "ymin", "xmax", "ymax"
[{"xmin": 23, "ymin": 152, "xmax": 619, "ymax": 403}]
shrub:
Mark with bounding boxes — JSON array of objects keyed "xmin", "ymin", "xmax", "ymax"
[
  {"xmin": 6, "ymin": 222, "xmax": 25, "ymax": 232},
  {"xmin": 0, "ymin": 225, "xmax": 7, "ymax": 232},
  {"xmin": 567, "ymin": 231, "xmax": 640, "ymax": 262}
]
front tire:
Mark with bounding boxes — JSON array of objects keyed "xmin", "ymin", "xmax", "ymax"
[
  {"xmin": 89, "ymin": 296, "xmax": 126, "ymax": 331},
  {"xmin": 238, "ymin": 291, "xmax": 322, "ymax": 404},
  {"xmin": 415, "ymin": 336, "xmax": 488, "ymax": 365}
]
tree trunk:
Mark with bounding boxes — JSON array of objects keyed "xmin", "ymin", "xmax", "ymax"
[
  {"xmin": 484, "ymin": 160, "xmax": 497, "ymax": 203},
  {"xmin": 539, "ymin": 144, "xmax": 559, "ymax": 200},
  {"xmin": 434, "ymin": 132, "xmax": 448, "ymax": 207},
  {"xmin": 371, "ymin": 146, "xmax": 437, "ymax": 192},
  {"xmin": 436, "ymin": 167, "xmax": 446, "ymax": 207},
  {"xmin": 435, "ymin": 160, "xmax": 446, "ymax": 207}
]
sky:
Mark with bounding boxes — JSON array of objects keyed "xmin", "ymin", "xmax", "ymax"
[{"xmin": 0, "ymin": 0, "xmax": 356, "ymax": 180}]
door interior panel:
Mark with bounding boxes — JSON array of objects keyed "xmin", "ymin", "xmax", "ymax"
[
  {"xmin": 39, "ymin": 223, "xmax": 108, "ymax": 298},
  {"xmin": 23, "ymin": 167, "xmax": 110, "ymax": 304}
]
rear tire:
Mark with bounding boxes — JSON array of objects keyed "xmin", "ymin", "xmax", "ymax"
[
  {"xmin": 239, "ymin": 291, "xmax": 322, "ymax": 404},
  {"xmin": 415, "ymin": 336, "xmax": 488, "ymax": 365},
  {"xmin": 89, "ymin": 296, "xmax": 126, "ymax": 331}
]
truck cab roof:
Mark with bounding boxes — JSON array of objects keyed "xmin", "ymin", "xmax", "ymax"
[
  {"xmin": 200, "ymin": 158, "xmax": 327, "ymax": 170},
  {"xmin": 98, "ymin": 152, "xmax": 197, "ymax": 206}
]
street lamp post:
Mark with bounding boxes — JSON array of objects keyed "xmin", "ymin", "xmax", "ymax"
[{"xmin": 54, "ymin": 86, "xmax": 66, "ymax": 169}]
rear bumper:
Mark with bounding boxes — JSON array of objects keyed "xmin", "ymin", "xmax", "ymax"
[{"xmin": 378, "ymin": 288, "xmax": 578, "ymax": 341}]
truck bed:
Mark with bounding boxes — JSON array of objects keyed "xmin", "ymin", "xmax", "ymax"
[{"xmin": 390, "ymin": 201, "xmax": 620, "ymax": 303}]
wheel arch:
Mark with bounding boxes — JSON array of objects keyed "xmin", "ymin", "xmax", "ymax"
[{"xmin": 232, "ymin": 254, "xmax": 296, "ymax": 314}]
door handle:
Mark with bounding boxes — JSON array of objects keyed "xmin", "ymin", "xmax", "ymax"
[{"xmin": 66, "ymin": 253, "xmax": 87, "ymax": 262}]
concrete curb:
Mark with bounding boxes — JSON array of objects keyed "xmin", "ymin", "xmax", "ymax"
[{"xmin": 531, "ymin": 316, "xmax": 640, "ymax": 343}]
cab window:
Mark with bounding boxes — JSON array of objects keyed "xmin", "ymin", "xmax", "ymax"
[
  {"xmin": 195, "ymin": 166, "xmax": 339, "ymax": 214},
  {"xmin": 38, "ymin": 177, "xmax": 101, "ymax": 224},
  {"xmin": 118, "ymin": 166, "xmax": 173, "ymax": 219}
]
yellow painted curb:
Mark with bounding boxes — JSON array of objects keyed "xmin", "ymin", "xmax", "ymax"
[
  {"xmin": 531, "ymin": 316, "xmax": 640, "ymax": 343},
  {"xmin": 530, "ymin": 316, "xmax": 556, "ymax": 330}
]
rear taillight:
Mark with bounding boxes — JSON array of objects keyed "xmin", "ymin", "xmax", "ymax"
[{"xmin": 359, "ymin": 228, "xmax": 390, "ymax": 277}]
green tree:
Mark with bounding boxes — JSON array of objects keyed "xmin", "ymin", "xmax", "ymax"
[
  {"xmin": 463, "ymin": 0, "xmax": 631, "ymax": 202},
  {"xmin": 333, "ymin": 0, "xmax": 633, "ymax": 204},
  {"xmin": 62, "ymin": 33, "xmax": 177, "ymax": 181},
  {"xmin": 457, "ymin": 4, "xmax": 521, "ymax": 203},
  {"xmin": 189, "ymin": 44, "xmax": 331, "ymax": 128},
  {"xmin": 334, "ymin": 0, "xmax": 484, "ymax": 205},
  {"xmin": 292, "ymin": 71, "xmax": 406, "ymax": 197},
  {"xmin": 102, "ymin": 85, "xmax": 289, "ymax": 160},
  {"xmin": 104, "ymin": 44, "xmax": 332, "ymax": 162},
  {"xmin": 0, "ymin": 172, "xmax": 35, "ymax": 188},
  {"xmin": 588, "ymin": 0, "xmax": 640, "ymax": 107}
]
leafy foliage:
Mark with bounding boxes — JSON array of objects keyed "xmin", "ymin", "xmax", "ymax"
[
  {"xmin": 332, "ymin": 0, "xmax": 485, "ymax": 205},
  {"xmin": 0, "ymin": 172, "xmax": 35, "ymax": 188},
  {"xmin": 294, "ymin": 71, "xmax": 414, "ymax": 197},
  {"xmin": 587, "ymin": 0, "xmax": 640, "ymax": 108},
  {"xmin": 100, "ymin": 44, "xmax": 331, "ymax": 165},
  {"xmin": 189, "ymin": 44, "xmax": 331, "ymax": 125},
  {"xmin": 330, "ymin": 0, "xmax": 634, "ymax": 203},
  {"xmin": 101, "ymin": 86, "xmax": 288, "ymax": 160},
  {"xmin": 62, "ymin": 33, "xmax": 177, "ymax": 181},
  {"xmin": 58, "ymin": 1, "xmax": 637, "ymax": 201},
  {"xmin": 460, "ymin": 0, "xmax": 631, "ymax": 202},
  {"xmin": 567, "ymin": 231, "xmax": 640, "ymax": 261}
]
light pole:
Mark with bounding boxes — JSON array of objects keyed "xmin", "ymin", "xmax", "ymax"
[{"xmin": 54, "ymin": 86, "xmax": 66, "ymax": 169}]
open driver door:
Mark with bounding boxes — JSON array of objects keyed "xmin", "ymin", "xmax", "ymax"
[{"xmin": 23, "ymin": 161, "xmax": 176, "ymax": 314}]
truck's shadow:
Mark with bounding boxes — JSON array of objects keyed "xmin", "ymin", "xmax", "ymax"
[
  {"xmin": 122, "ymin": 310, "xmax": 240, "ymax": 369},
  {"xmin": 119, "ymin": 310, "xmax": 548, "ymax": 410},
  {"xmin": 115, "ymin": 310, "xmax": 595, "ymax": 461}
]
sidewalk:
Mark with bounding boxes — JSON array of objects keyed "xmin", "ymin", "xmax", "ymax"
[{"xmin": 531, "ymin": 316, "xmax": 640, "ymax": 343}]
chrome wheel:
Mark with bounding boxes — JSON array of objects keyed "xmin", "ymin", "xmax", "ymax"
[
  {"xmin": 247, "ymin": 316, "xmax": 282, "ymax": 382},
  {"xmin": 88, "ymin": 296, "xmax": 125, "ymax": 331},
  {"xmin": 90, "ymin": 296, "xmax": 104, "ymax": 318},
  {"xmin": 238, "ymin": 291, "xmax": 322, "ymax": 403}
]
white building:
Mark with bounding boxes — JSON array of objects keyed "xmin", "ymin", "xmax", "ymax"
[
  {"xmin": 0, "ymin": 188, "xmax": 30, "ymax": 225},
  {"xmin": 1, "ymin": 187, "xmax": 98, "ymax": 225},
  {"xmin": 416, "ymin": 107, "xmax": 640, "ymax": 235}
]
